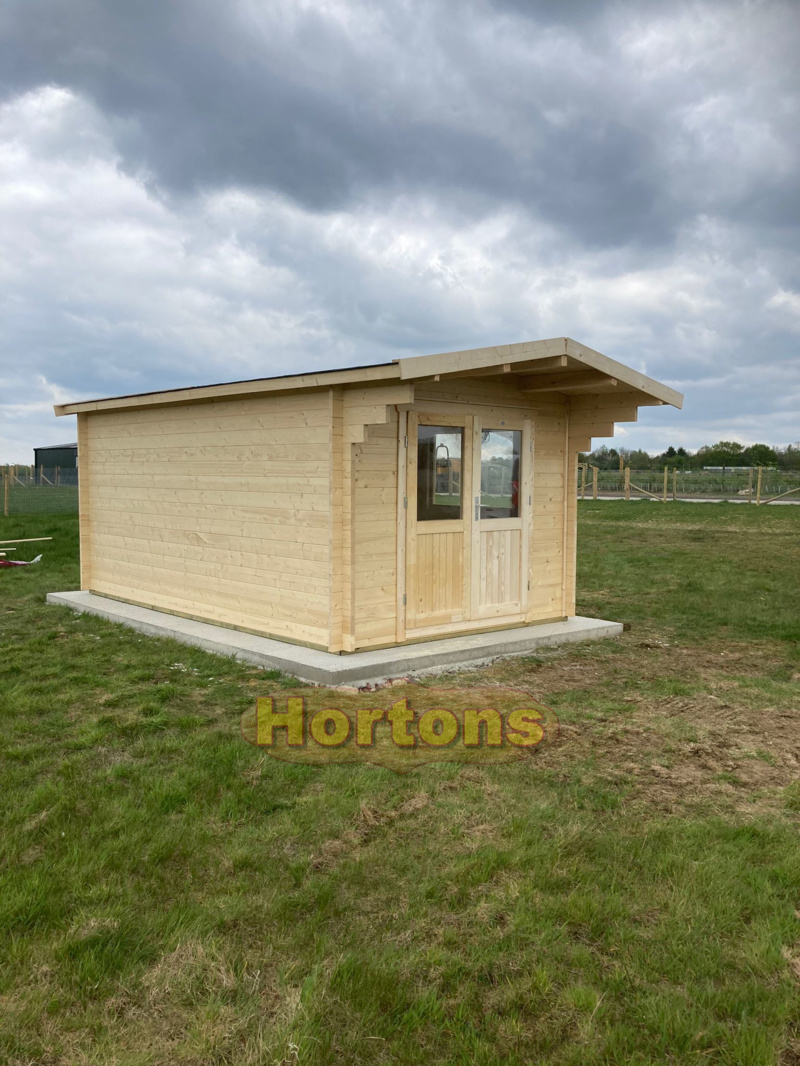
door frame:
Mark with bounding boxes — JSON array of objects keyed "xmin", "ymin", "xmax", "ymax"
[
  {"xmin": 469, "ymin": 413, "xmax": 533, "ymax": 621},
  {"xmin": 404, "ymin": 411, "xmax": 474, "ymax": 632},
  {"xmin": 400, "ymin": 406, "xmax": 533, "ymax": 641}
]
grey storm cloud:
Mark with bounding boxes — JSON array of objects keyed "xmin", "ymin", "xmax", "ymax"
[
  {"xmin": 6, "ymin": 0, "xmax": 795, "ymax": 245},
  {"xmin": 0, "ymin": 0, "xmax": 798, "ymax": 459}
]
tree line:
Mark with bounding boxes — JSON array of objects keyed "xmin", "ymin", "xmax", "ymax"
[{"xmin": 581, "ymin": 441, "xmax": 800, "ymax": 471}]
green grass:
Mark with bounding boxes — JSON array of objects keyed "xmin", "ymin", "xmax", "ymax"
[
  {"xmin": 577, "ymin": 501, "xmax": 800, "ymax": 644},
  {"xmin": 1, "ymin": 505, "xmax": 799, "ymax": 1065}
]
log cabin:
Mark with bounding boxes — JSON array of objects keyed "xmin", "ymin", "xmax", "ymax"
[{"xmin": 54, "ymin": 337, "xmax": 683, "ymax": 653}]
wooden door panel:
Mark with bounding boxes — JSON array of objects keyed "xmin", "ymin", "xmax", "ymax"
[
  {"xmin": 478, "ymin": 527, "xmax": 522, "ymax": 615},
  {"xmin": 409, "ymin": 529, "xmax": 465, "ymax": 625}
]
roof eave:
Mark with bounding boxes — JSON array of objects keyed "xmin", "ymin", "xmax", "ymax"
[
  {"xmin": 53, "ymin": 362, "xmax": 401, "ymax": 416},
  {"xmin": 397, "ymin": 337, "xmax": 683, "ymax": 409},
  {"xmin": 53, "ymin": 337, "xmax": 684, "ymax": 416}
]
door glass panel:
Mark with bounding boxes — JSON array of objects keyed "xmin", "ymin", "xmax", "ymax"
[
  {"xmin": 417, "ymin": 425, "xmax": 463, "ymax": 520},
  {"xmin": 480, "ymin": 429, "xmax": 521, "ymax": 519}
]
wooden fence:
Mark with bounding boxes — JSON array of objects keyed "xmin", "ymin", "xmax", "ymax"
[{"xmin": 578, "ymin": 465, "xmax": 800, "ymax": 504}]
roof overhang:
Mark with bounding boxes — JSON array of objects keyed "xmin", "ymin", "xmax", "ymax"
[
  {"xmin": 54, "ymin": 337, "xmax": 682, "ymax": 416},
  {"xmin": 398, "ymin": 337, "xmax": 683, "ymax": 408}
]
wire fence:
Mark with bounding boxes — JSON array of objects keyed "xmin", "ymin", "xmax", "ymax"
[
  {"xmin": 2, "ymin": 466, "xmax": 79, "ymax": 515},
  {"xmin": 578, "ymin": 465, "xmax": 800, "ymax": 503}
]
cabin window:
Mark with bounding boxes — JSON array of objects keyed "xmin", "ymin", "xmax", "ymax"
[
  {"xmin": 480, "ymin": 429, "xmax": 520, "ymax": 519},
  {"xmin": 417, "ymin": 425, "xmax": 463, "ymax": 520}
]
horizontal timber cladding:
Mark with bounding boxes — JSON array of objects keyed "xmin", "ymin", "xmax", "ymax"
[
  {"xmin": 83, "ymin": 390, "xmax": 335, "ymax": 647},
  {"xmin": 352, "ymin": 413, "xmax": 400, "ymax": 649}
]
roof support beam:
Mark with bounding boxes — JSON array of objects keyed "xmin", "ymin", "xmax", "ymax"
[
  {"xmin": 569, "ymin": 407, "xmax": 639, "ymax": 428},
  {"xmin": 448, "ymin": 354, "xmax": 568, "ymax": 379},
  {"xmin": 521, "ymin": 370, "xmax": 617, "ymax": 393}
]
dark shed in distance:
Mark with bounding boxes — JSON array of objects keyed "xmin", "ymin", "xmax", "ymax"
[{"xmin": 33, "ymin": 443, "xmax": 78, "ymax": 471}]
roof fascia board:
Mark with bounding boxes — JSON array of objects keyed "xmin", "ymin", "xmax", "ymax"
[{"xmin": 54, "ymin": 363, "xmax": 401, "ymax": 416}]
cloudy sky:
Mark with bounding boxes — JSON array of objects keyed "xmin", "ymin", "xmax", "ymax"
[{"xmin": 1, "ymin": 0, "xmax": 799, "ymax": 461}]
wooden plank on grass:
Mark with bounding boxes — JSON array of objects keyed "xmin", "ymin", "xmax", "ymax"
[{"xmin": 0, "ymin": 537, "xmax": 54, "ymax": 545}]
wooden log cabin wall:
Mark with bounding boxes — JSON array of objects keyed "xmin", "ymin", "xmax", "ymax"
[{"xmin": 55, "ymin": 338, "xmax": 682, "ymax": 653}]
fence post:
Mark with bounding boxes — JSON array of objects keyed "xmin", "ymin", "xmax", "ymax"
[
  {"xmin": 592, "ymin": 465, "xmax": 598, "ymax": 500},
  {"xmin": 55, "ymin": 466, "xmax": 60, "ymax": 487},
  {"xmin": 756, "ymin": 466, "xmax": 763, "ymax": 505},
  {"xmin": 580, "ymin": 463, "xmax": 586, "ymax": 499},
  {"xmin": 663, "ymin": 465, "xmax": 668, "ymax": 502},
  {"xmin": 624, "ymin": 466, "xmax": 630, "ymax": 501},
  {"xmin": 748, "ymin": 466, "xmax": 753, "ymax": 504},
  {"xmin": 3, "ymin": 469, "xmax": 8, "ymax": 518},
  {"xmin": 672, "ymin": 468, "xmax": 677, "ymax": 501}
]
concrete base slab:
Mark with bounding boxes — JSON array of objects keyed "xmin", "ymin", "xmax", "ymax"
[{"xmin": 47, "ymin": 590, "xmax": 623, "ymax": 686}]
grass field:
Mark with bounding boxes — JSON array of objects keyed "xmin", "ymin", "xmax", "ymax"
[{"xmin": 1, "ymin": 504, "xmax": 799, "ymax": 1065}]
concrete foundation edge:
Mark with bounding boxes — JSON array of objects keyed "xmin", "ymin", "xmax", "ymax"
[{"xmin": 47, "ymin": 591, "xmax": 624, "ymax": 686}]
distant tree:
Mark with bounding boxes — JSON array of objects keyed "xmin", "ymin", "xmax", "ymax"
[
  {"xmin": 586, "ymin": 445, "xmax": 622, "ymax": 470},
  {"xmin": 743, "ymin": 443, "xmax": 779, "ymax": 467},
  {"xmin": 628, "ymin": 448, "xmax": 652, "ymax": 469},
  {"xmin": 688, "ymin": 446, "xmax": 706, "ymax": 469},
  {"xmin": 657, "ymin": 445, "xmax": 691, "ymax": 469},
  {"xmin": 693, "ymin": 441, "xmax": 746, "ymax": 468},
  {"xmin": 715, "ymin": 441, "xmax": 745, "ymax": 456}
]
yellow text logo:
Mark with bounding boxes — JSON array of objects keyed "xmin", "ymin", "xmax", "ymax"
[{"xmin": 241, "ymin": 686, "xmax": 557, "ymax": 772}]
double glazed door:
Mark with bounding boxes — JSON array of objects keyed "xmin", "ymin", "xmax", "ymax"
[{"xmin": 405, "ymin": 411, "xmax": 531, "ymax": 633}]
